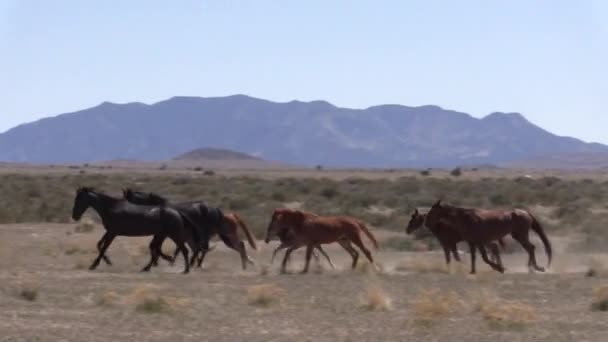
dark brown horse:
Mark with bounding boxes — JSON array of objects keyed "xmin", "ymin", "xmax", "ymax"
[
  {"xmin": 425, "ymin": 201, "xmax": 552, "ymax": 274},
  {"xmin": 406, "ymin": 209, "xmax": 505, "ymax": 267},
  {"xmin": 123, "ymin": 189, "xmax": 257, "ymax": 270},
  {"xmin": 265, "ymin": 208, "xmax": 378, "ymax": 273}
]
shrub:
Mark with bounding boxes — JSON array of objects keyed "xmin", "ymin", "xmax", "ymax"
[
  {"xmin": 361, "ymin": 285, "xmax": 392, "ymax": 311},
  {"xmin": 450, "ymin": 167, "xmax": 462, "ymax": 177},
  {"xmin": 136, "ymin": 297, "xmax": 169, "ymax": 313},
  {"xmin": 592, "ymin": 285, "xmax": 608, "ymax": 311},
  {"xmin": 420, "ymin": 169, "xmax": 431, "ymax": 176},
  {"xmin": 411, "ymin": 288, "xmax": 460, "ymax": 326},
  {"xmin": 247, "ymin": 284, "xmax": 286, "ymax": 307},
  {"xmin": 20, "ymin": 289, "xmax": 38, "ymax": 302}
]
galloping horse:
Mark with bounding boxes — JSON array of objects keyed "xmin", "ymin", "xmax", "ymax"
[
  {"xmin": 425, "ymin": 201, "xmax": 552, "ymax": 274},
  {"xmin": 269, "ymin": 223, "xmax": 336, "ymax": 269},
  {"xmin": 71, "ymin": 187, "xmax": 199, "ymax": 273},
  {"xmin": 123, "ymin": 189, "xmax": 257, "ymax": 270},
  {"xmin": 406, "ymin": 209, "xmax": 505, "ymax": 267},
  {"xmin": 265, "ymin": 208, "xmax": 378, "ymax": 273}
]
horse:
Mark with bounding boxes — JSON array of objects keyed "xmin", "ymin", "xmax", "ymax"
[
  {"xmin": 265, "ymin": 208, "xmax": 378, "ymax": 273},
  {"xmin": 122, "ymin": 189, "xmax": 257, "ymax": 270},
  {"xmin": 71, "ymin": 187, "xmax": 198, "ymax": 274},
  {"xmin": 406, "ymin": 209, "xmax": 505, "ymax": 267},
  {"xmin": 269, "ymin": 224, "xmax": 336, "ymax": 269},
  {"xmin": 425, "ymin": 200, "xmax": 552, "ymax": 274}
]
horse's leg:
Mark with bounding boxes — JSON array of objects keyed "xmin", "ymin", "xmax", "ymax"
[
  {"xmin": 467, "ymin": 242, "xmax": 477, "ymax": 274},
  {"xmin": 271, "ymin": 244, "xmax": 287, "ymax": 264},
  {"xmin": 280, "ymin": 246, "xmax": 297, "ymax": 274},
  {"xmin": 441, "ymin": 242, "xmax": 451, "ymax": 265},
  {"xmin": 168, "ymin": 234, "xmax": 190, "ymax": 274},
  {"xmin": 196, "ymin": 249, "xmax": 208, "ymax": 268},
  {"xmin": 478, "ymin": 244, "xmax": 505, "ymax": 273},
  {"xmin": 349, "ymin": 234, "xmax": 375, "ymax": 266},
  {"xmin": 511, "ymin": 232, "xmax": 544, "ymax": 272},
  {"xmin": 486, "ymin": 242, "xmax": 503, "ymax": 268},
  {"xmin": 316, "ymin": 245, "xmax": 335, "ymax": 269},
  {"xmin": 452, "ymin": 243, "xmax": 461, "ymax": 262},
  {"xmin": 141, "ymin": 235, "xmax": 163, "ymax": 272},
  {"xmin": 96, "ymin": 235, "xmax": 112, "ymax": 265},
  {"xmin": 90, "ymin": 233, "xmax": 115, "ymax": 270},
  {"xmin": 301, "ymin": 244, "xmax": 314, "ymax": 274},
  {"xmin": 338, "ymin": 240, "xmax": 359, "ymax": 269}
]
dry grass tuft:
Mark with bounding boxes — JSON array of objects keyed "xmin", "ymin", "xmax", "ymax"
[
  {"xmin": 411, "ymin": 288, "xmax": 460, "ymax": 326},
  {"xmin": 394, "ymin": 257, "xmax": 447, "ymax": 274},
  {"xmin": 591, "ymin": 285, "xmax": 608, "ymax": 311},
  {"xmin": 360, "ymin": 285, "xmax": 392, "ymax": 311},
  {"xmin": 95, "ymin": 284, "xmax": 184, "ymax": 314},
  {"xmin": 586, "ymin": 256, "xmax": 607, "ymax": 278},
  {"xmin": 97, "ymin": 291, "xmax": 120, "ymax": 306},
  {"xmin": 482, "ymin": 302, "xmax": 537, "ymax": 330},
  {"xmin": 247, "ymin": 283, "xmax": 286, "ymax": 307}
]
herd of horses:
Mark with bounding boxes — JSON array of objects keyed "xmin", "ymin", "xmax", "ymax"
[{"xmin": 71, "ymin": 187, "xmax": 553, "ymax": 275}]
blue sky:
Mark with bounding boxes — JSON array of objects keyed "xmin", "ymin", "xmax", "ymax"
[{"xmin": 1, "ymin": 1, "xmax": 606, "ymax": 143}]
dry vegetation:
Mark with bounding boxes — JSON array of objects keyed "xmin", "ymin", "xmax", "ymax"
[
  {"xmin": 2, "ymin": 171, "xmax": 608, "ymax": 251},
  {"xmin": 1, "ymin": 169, "xmax": 608, "ymax": 341}
]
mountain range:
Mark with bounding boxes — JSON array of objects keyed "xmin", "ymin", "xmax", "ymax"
[{"xmin": 1, "ymin": 95, "xmax": 606, "ymax": 168}]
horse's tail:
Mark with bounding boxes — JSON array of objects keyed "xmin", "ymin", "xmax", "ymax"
[
  {"xmin": 216, "ymin": 208, "xmax": 235, "ymax": 249},
  {"xmin": 356, "ymin": 220, "xmax": 379, "ymax": 250},
  {"xmin": 232, "ymin": 213, "xmax": 258, "ymax": 250},
  {"xmin": 528, "ymin": 212, "xmax": 552, "ymax": 268}
]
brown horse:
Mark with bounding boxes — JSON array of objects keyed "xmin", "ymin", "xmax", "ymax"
[
  {"xmin": 265, "ymin": 208, "xmax": 378, "ymax": 273},
  {"xmin": 193, "ymin": 212, "xmax": 258, "ymax": 270},
  {"xmin": 425, "ymin": 201, "xmax": 552, "ymax": 274},
  {"xmin": 406, "ymin": 209, "xmax": 505, "ymax": 267},
  {"xmin": 270, "ymin": 227, "xmax": 336, "ymax": 269}
]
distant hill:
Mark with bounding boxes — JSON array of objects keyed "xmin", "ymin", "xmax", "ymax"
[
  {"xmin": 173, "ymin": 148, "xmax": 260, "ymax": 161},
  {"xmin": 1, "ymin": 95, "xmax": 606, "ymax": 167}
]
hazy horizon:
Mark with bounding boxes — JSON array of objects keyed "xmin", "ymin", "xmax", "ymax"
[{"xmin": 1, "ymin": 1, "xmax": 606, "ymax": 144}]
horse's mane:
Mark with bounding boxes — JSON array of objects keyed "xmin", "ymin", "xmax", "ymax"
[
  {"xmin": 123, "ymin": 188, "xmax": 169, "ymax": 205},
  {"xmin": 147, "ymin": 192, "xmax": 169, "ymax": 204}
]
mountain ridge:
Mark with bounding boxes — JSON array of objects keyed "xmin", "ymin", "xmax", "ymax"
[{"xmin": 1, "ymin": 95, "xmax": 605, "ymax": 167}]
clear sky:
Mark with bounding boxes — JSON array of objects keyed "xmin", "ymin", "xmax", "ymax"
[{"xmin": 1, "ymin": 1, "xmax": 606, "ymax": 143}]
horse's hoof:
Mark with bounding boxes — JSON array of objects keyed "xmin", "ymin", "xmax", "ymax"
[
  {"xmin": 536, "ymin": 266, "xmax": 546, "ymax": 272},
  {"xmin": 140, "ymin": 267, "xmax": 151, "ymax": 272}
]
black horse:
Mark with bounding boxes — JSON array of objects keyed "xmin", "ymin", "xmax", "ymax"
[
  {"xmin": 71, "ymin": 187, "xmax": 200, "ymax": 274},
  {"xmin": 122, "ymin": 188, "xmax": 236, "ymax": 268}
]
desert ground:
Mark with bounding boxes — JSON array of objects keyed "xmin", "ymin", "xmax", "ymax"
[{"xmin": 1, "ymin": 166, "xmax": 608, "ymax": 341}]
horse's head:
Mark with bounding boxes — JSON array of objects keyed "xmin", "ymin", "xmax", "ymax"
[
  {"xmin": 72, "ymin": 187, "xmax": 94, "ymax": 221},
  {"xmin": 406, "ymin": 209, "xmax": 426, "ymax": 234},
  {"xmin": 264, "ymin": 208, "xmax": 304, "ymax": 243}
]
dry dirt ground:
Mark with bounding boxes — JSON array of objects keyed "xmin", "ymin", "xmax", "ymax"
[{"xmin": 1, "ymin": 223, "xmax": 608, "ymax": 342}]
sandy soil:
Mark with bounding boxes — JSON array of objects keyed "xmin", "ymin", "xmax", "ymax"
[{"xmin": 1, "ymin": 223, "xmax": 608, "ymax": 342}]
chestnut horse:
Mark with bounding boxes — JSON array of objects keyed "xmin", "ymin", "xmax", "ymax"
[
  {"xmin": 425, "ymin": 201, "xmax": 552, "ymax": 274},
  {"xmin": 265, "ymin": 208, "xmax": 378, "ymax": 273},
  {"xmin": 406, "ymin": 209, "xmax": 505, "ymax": 267},
  {"xmin": 270, "ymin": 226, "xmax": 336, "ymax": 269}
]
